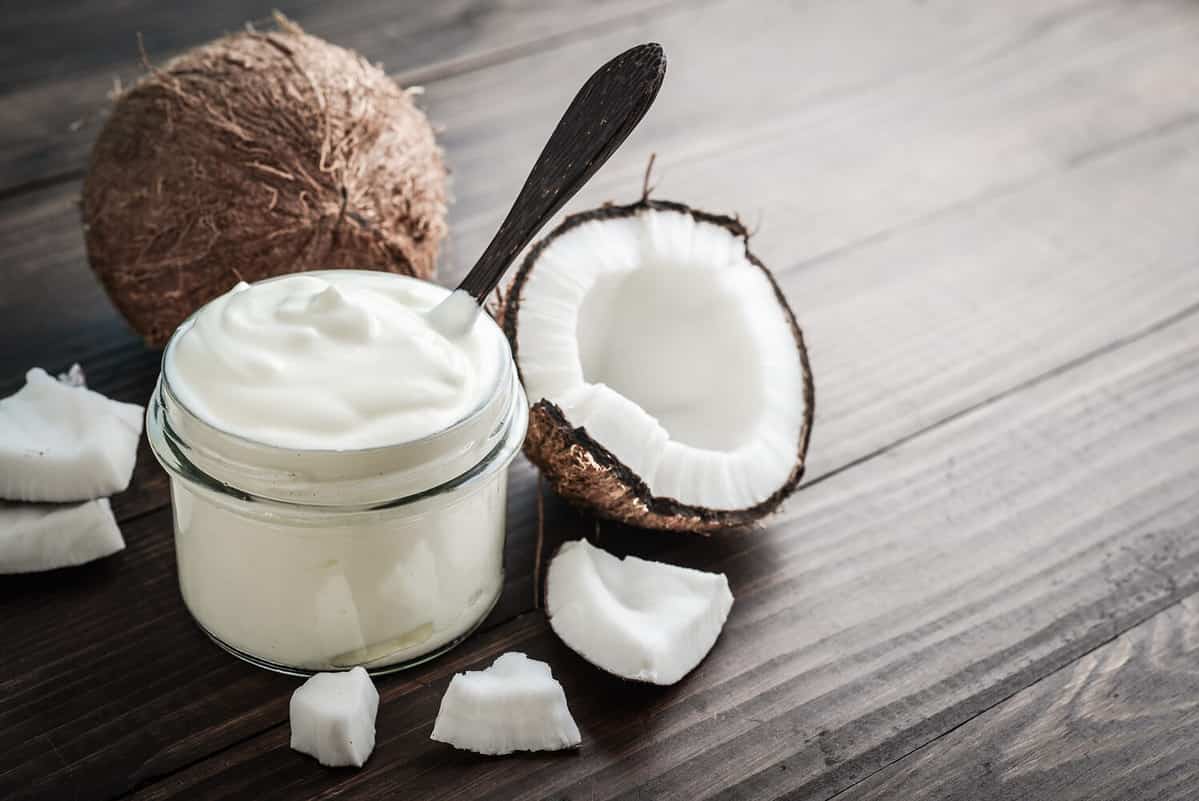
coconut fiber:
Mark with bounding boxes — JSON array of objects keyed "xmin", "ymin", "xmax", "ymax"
[{"xmin": 82, "ymin": 16, "xmax": 447, "ymax": 345}]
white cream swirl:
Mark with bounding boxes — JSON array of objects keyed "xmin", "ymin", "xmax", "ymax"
[{"xmin": 165, "ymin": 271, "xmax": 499, "ymax": 450}]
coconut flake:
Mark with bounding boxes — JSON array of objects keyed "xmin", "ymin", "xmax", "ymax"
[
  {"xmin": 56, "ymin": 363, "xmax": 87, "ymax": 387},
  {"xmin": 0, "ymin": 368, "xmax": 143, "ymax": 502},
  {"xmin": 546, "ymin": 539, "xmax": 733, "ymax": 685},
  {"xmin": 0, "ymin": 499, "xmax": 125, "ymax": 574},
  {"xmin": 289, "ymin": 666, "xmax": 379, "ymax": 768},
  {"xmin": 431, "ymin": 652, "xmax": 581, "ymax": 755}
]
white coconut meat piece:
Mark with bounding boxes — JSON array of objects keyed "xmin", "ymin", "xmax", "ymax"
[
  {"xmin": 57, "ymin": 363, "xmax": 87, "ymax": 387},
  {"xmin": 289, "ymin": 666, "xmax": 379, "ymax": 768},
  {"xmin": 431, "ymin": 652, "xmax": 581, "ymax": 755},
  {"xmin": 514, "ymin": 207, "xmax": 807, "ymax": 512},
  {"xmin": 0, "ymin": 367, "xmax": 144, "ymax": 502},
  {"xmin": 545, "ymin": 539, "xmax": 733, "ymax": 685},
  {"xmin": 0, "ymin": 499, "xmax": 125, "ymax": 574}
]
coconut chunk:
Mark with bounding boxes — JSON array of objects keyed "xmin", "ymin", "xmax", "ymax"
[
  {"xmin": 503, "ymin": 200, "xmax": 813, "ymax": 532},
  {"xmin": 289, "ymin": 666, "xmax": 379, "ymax": 767},
  {"xmin": 431, "ymin": 652, "xmax": 581, "ymax": 755},
  {"xmin": 57, "ymin": 363, "xmax": 87, "ymax": 387},
  {"xmin": 0, "ymin": 499, "xmax": 125, "ymax": 574},
  {"xmin": 0, "ymin": 368, "xmax": 143, "ymax": 503},
  {"xmin": 545, "ymin": 539, "xmax": 733, "ymax": 685}
]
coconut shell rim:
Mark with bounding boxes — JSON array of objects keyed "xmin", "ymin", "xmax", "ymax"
[{"xmin": 501, "ymin": 198, "xmax": 815, "ymax": 531}]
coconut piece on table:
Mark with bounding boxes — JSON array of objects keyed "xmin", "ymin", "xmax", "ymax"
[
  {"xmin": 546, "ymin": 539, "xmax": 733, "ymax": 685},
  {"xmin": 57, "ymin": 363, "xmax": 87, "ymax": 387},
  {"xmin": 431, "ymin": 652, "xmax": 581, "ymax": 755},
  {"xmin": 289, "ymin": 666, "xmax": 379, "ymax": 768},
  {"xmin": 0, "ymin": 499, "xmax": 125, "ymax": 574},
  {"xmin": 501, "ymin": 199, "xmax": 814, "ymax": 532},
  {"xmin": 0, "ymin": 367, "xmax": 143, "ymax": 503}
]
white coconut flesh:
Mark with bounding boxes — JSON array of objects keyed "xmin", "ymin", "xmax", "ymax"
[
  {"xmin": 431, "ymin": 652, "xmax": 581, "ymax": 755},
  {"xmin": 289, "ymin": 666, "xmax": 379, "ymax": 768},
  {"xmin": 0, "ymin": 367, "xmax": 143, "ymax": 503},
  {"xmin": 0, "ymin": 499, "xmax": 125, "ymax": 574},
  {"xmin": 515, "ymin": 208, "xmax": 806, "ymax": 511},
  {"xmin": 546, "ymin": 539, "xmax": 734, "ymax": 685}
]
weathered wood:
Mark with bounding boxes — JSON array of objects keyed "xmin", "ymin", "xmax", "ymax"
[
  {"xmin": 124, "ymin": 275, "xmax": 1199, "ymax": 801},
  {"xmin": 4, "ymin": 1, "xmax": 1199, "ymax": 799},
  {"xmin": 5, "ymin": 97, "xmax": 1199, "ymax": 801},
  {"xmin": 0, "ymin": 0, "xmax": 673, "ymax": 93},
  {"xmin": 0, "ymin": 0, "xmax": 682, "ymax": 191},
  {"xmin": 8, "ymin": 0, "xmax": 1197, "ymax": 368},
  {"xmin": 438, "ymin": 0, "xmax": 1199, "ymax": 270},
  {"xmin": 0, "ymin": 470, "xmax": 606, "ymax": 801},
  {"xmin": 836, "ymin": 597, "xmax": 1199, "ymax": 801},
  {"xmin": 6, "ymin": 0, "xmax": 1199, "ymax": 519}
]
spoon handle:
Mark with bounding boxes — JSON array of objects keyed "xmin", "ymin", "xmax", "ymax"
[{"xmin": 456, "ymin": 43, "xmax": 666, "ymax": 302}]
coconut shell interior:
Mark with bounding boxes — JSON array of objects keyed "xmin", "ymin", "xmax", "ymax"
[
  {"xmin": 82, "ymin": 17, "xmax": 447, "ymax": 346},
  {"xmin": 502, "ymin": 199, "xmax": 815, "ymax": 533}
]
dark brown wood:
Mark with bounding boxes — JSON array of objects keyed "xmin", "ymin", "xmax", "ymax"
[
  {"xmin": 836, "ymin": 598, "xmax": 1199, "ymax": 801},
  {"xmin": 0, "ymin": 470, "xmax": 610, "ymax": 801},
  {"xmin": 7, "ymin": 0, "xmax": 1199, "ymax": 524},
  {"xmin": 5, "ymin": 114, "xmax": 1199, "ymax": 792},
  {"xmin": 124, "ymin": 296, "xmax": 1199, "ymax": 801},
  {"xmin": 0, "ymin": 0, "xmax": 683, "ymax": 192},
  {"xmin": 4, "ymin": 0, "xmax": 1199, "ymax": 800},
  {"xmin": 8, "ymin": 0, "xmax": 1199, "ymax": 380}
]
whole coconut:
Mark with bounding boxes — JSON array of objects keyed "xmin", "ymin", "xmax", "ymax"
[{"xmin": 82, "ymin": 16, "xmax": 448, "ymax": 346}]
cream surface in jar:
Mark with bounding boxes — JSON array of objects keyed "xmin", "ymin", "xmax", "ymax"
[
  {"xmin": 148, "ymin": 271, "xmax": 527, "ymax": 675},
  {"xmin": 166, "ymin": 272, "xmax": 499, "ymax": 449}
]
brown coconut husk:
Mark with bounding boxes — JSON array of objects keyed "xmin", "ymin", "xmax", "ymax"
[
  {"xmin": 500, "ymin": 198, "xmax": 815, "ymax": 533},
  {"xmin": 82, "ymin": 15, "xmax": 447, "ymax": 346}
]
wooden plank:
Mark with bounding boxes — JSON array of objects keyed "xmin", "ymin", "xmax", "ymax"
[
  {"xmin": 5, "ymin": 0, "xmax": 1138, "ymax": 375},
  {"xmin": 123, "ymin": 264, "xmax": 1199, "ymax": 801},
  {"xmin": 8, "ymin": 0, "xmax": 1197, "ymax": 370},
  {"xmin": 835, "ymin": 596, "xmax": 1199, "ymax": 801},
  {"xmin": 5, "ymin": 64, "xmax": 1199, "ymax": 801},
  {"xmin": 438, "ymin": 0, "xmax": 1199, "ymax": 270},
  {"xmin": 5, "ymin": 0, "xmax": 1199, "ymax": 510},
  {"xmin": 5, "ymin": 2, "xmax": 1199, "ymax": 798},
  {"xmin": 0, "ymin": 468, "xmax": 606, "ymax": 801},
  {"xmin": 0, "ymin": 0, "xmax": 674, "ymax": 92},
  {"xmin": 0, "ymin": 0, "xmax": 681, "ymax": 191}
]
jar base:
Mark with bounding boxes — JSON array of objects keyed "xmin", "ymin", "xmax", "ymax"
[{"xmin": 191, "ymin": 591, "xmax": 500, "ymax": 677}]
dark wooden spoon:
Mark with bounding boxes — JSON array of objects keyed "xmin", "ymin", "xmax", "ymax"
[{"xmin": 429, "ymin": 42, "xmax": 666, "ymax": 335}]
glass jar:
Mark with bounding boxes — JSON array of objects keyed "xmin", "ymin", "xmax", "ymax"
[{"xmin": 146, "ymin": 288, "xmax": 527, "ymax": 676}]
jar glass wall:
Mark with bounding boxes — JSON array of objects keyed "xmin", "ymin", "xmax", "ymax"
[{"xmin": 147, "ymin": 277, "xmax": 527, "ymax": 675}]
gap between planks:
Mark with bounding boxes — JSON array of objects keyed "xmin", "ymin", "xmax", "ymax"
[
  {"xmin": 822, "ymin": 587, "xmax": 1199, "ymax": 801},
  {"xmin": 0, "ymin": 0, "xmax": 697, "ymax": 201}
]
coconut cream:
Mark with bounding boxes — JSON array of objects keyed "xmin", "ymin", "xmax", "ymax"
[
  {"xmin": 148, "ymin": 271, "xmax": 527, "ymax": 674},
  {"xmin": 166, "ymin": 272, "xmax": 497, "ymax": 450}
]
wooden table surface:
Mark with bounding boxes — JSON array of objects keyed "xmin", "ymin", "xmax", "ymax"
[{"xmin": 3, "ymin": 1, "xmax": 1199, "ymax": 799}]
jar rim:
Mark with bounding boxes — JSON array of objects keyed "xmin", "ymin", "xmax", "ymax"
[
  {"xmin": 158, "ymin": 270, "xmax": 512, "ymax": 456},
  {"xmin": 147, "ymin": 271, "xmax": 527, "ymax": 507}
]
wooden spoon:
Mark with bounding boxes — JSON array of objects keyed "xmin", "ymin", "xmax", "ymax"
[{"xmin": 428, "ymin": 42, "xmax": 667, "ymax": 336}]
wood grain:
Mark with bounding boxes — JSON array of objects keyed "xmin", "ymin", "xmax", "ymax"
[
  {"xmin": 3, "ymin": 1, "xmax": 1199, "ymax": 799},
  {"xmin": 4, "ymin": 109, "xmax": 1199, "ymax": 801},
  {"xmin": 8, "ymin": 0, "xmax": 1199, "ymax": 527},
  {"xmin": 836, "ymin": 596, "xmax": 1199, "ymax": 801},
  {"xmin": 123, "ymin": 272, "xmax": 1199, "ymax": 801},
  {"xmin": 8, "ymin": 0, "xmax": 1199, "ymax": 369},
  {"xmin": 0, "ymin": 0, "xmax": 684, "ymax": 192},
  {"xmin": 0, "ymin": 468, "xmax": 604, "ymax": 801}
]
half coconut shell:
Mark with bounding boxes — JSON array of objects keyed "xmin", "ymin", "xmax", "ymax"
[{"xmin": 501, "ymin": 199, "xmax": 814, "ymax": 533}]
